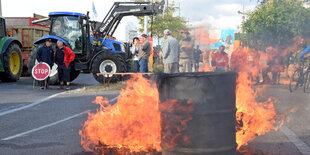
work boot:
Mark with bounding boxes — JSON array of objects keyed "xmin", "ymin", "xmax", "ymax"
[{"xmin": 58, "ymin": 85, "xmax": 64, "ymax": 90}]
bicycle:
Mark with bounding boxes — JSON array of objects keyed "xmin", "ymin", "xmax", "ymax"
[{"xmin": 289, "ymin": 58, "xmax": 310, "ymax": 93}]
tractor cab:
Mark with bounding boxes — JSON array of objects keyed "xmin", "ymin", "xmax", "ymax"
[
  {"xmin": 48, "ymin": 12, "xmax": 88, "ymax": 54},
  {"xmin": 0, "ymin": 17, "xmax": 6, "ymax": 38}
]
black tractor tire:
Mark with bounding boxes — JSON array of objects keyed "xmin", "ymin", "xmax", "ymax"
[
  {"xmin": 91, "ymin": 52, "xmax": 126, "ymax": 83},
  {"xmin": 0, "ymin": 43, "xmax": 23, "ymax": 82},
  {"xmin": 70, "ymin": 64, "xmax": 80, "ymax": 82}
]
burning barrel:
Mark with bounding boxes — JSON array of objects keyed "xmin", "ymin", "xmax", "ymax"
[{"xmin": 157, "ymin": 72, "xmax": 237, "ymax": 155}]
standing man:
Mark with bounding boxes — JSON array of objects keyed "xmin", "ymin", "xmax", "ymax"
[
  {"xmin": 132, "ymin": 37, "xmax": 140, "ymax": 73},
  {"xmin": 194, "ymin": 45, "xmax": 202, "ymax": 71},
  {"xmin": 36, "ymin": 38, "xmax": 54, "ymax": 89},
  {"xmin": 54, "ymin": 40, "xmax": 75, "ymax": 90},
  {"xmin": 179, "ymin": 30, "xmax": 194, "ymax": 72},
  {"xmin": 162, "ymin": 29, "xmax": 180, "ymax": 73},
  {"xmin": 138, "ymin": 34, "xmax": 151, "ymax": 73},
  {"xmin": 211, "ymin": 45, "xmax": 229, "ymax": 72}
]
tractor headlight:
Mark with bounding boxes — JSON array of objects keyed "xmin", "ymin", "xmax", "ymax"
[{"xmin": 121, "ymin": 44, "xmax": 126, "ymax": 53}]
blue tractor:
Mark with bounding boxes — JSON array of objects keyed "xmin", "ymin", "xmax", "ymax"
[{"xmin": 27, "ymin": 1, "xmax": 164, "ymax": 84}]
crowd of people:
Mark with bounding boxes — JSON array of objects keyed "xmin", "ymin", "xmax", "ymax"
[
  {"xmin": 37, "ymin": 30, "xmax": 310, "ymax": 88},
  {"xmin": 150, "ymin": 30, "xmax": 310, "ymax": 85}
]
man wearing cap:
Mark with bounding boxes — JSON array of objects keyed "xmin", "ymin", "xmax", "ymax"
[
  {"xmin": 162, "ymin": 29, "xmax": 180, "ymax": 73},
  {"xmin": 36, "ymin": 39, "xmax": 54, "ymax": 89},
  {"xmin": 179, "ymin": 30, "xmax": 194, "ymax": 72},
  {"xmin": 138, "ymin": 34, "xmax": 151, "ymax": 73}
]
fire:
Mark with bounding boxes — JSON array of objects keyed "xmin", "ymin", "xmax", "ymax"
[
  {"xmin": 232, "ymin": 45, "xmax": 283, "ymax": 149},
  {"xmin": 79, "ymin": 43, "xmax": 294, "ymax": 153},
  {"xmin": 79, "ymin": 75, "xmax": 161, "ymax": 153},
  {"xmin": 235, "ymin": 72, "xmax": 279, "ymax": 149},
  {"xmin": 80, "ymin": 74, "xmax": 194, "ymax": 154}
]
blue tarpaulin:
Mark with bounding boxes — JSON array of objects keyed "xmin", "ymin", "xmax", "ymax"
[{"xmin": 208, "ymin": 42, "xmax": 224, "ymax": 50}]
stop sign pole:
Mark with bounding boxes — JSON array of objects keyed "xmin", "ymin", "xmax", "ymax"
[{"xmin": 32, "ymin": 62, "xmax": 51, "ymax": 81}]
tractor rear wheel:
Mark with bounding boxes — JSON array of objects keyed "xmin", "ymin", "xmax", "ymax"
[
  {"xmin": 0, "ymin": 43, "xmax": 23, "ymax": 82},
  {"xmin": 91, "ymin": 52, "xmax": 126, "ymax": 83}
]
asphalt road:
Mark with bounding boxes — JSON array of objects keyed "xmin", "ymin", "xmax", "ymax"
[
  {"xmin": 0, "ymin": 73, "xmax": 116, "ymax": 155},
  {"xmin": 246, "ymin": 85, "xmax": 310, "ymax": 155},
  {"xmin": 0, "ymin": 74, "xmax": 310, "ymax": 155}
]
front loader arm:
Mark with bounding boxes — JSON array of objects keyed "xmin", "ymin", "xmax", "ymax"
[{"xmin": 94, "ymin": 0, "xmax": 164, "ymax": 40}]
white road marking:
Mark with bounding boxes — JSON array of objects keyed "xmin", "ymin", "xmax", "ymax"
[
  {"xmin": 0, "ymin": 104, "xmax": 27, "ymax": 113},
  {"xmin": 0, "ymin": 92, "xmax": 64, "ymax": 117},
  {"xmin": 280, "ymin": 125, "xmax": 310, "ymax": 155},
  {"xmin": 1, "ymin": 110, "xmax": 90, "ymax": 141},
  {"xmin": 109, "ymin": 96, "xmax": 119, "ymax": 102},
  {"xmin": 1, "ymin": 96, "xmax": 119, "ymax": 141}
]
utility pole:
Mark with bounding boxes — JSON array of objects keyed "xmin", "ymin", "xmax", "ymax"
[
  {"xmin": 144, "ymin": 0, "xmax": 150, "ymax": 35},
  {"xmin": 0, "ymin": 0, "xmax": 2, "ymax": 16},
  {"xmin": 144, "ymin": 16, "xmax": 148, "ymax": 34},
  {"xmin": 179, "ymin": 3, "xmax": 180, "ymax": 17}
]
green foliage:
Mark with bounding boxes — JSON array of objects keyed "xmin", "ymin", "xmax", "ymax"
[
  {"xmin": 241, "ymin": 0, "xmax": 310, "ymax": 50},
  {"xmin": 134, "ymin": 0, "xmax": 189, "ymax": 41}
]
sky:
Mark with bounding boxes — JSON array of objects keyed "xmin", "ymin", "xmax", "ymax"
[{"xmin": 1, "ymin": 0, "xmax": 258, "ymax": 41}]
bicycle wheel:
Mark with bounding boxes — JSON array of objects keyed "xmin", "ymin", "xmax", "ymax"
[
  {"xmin": 289, "ymin": 70, "xmax": 301, "ymax": 92},
  {"xmin": 304, "ymin": 72, "xmax": 310, "ymax": 93}
]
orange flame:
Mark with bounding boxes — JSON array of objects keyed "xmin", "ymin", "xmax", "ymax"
[
  {"xmin": 236, "ymin": 72, "xmax": 279, "ymax": 149},
  {"xmin": 80, "ymin": 75, "xmax": 194, "ymax": 154},
  {"xmin": 79, "ymin": 75, "xmax": 161, "ymax": 153}
]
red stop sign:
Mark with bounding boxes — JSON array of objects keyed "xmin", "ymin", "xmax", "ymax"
[{"xmin": 32, "ymin": 62, "xmax": 51, "ymax": 81}]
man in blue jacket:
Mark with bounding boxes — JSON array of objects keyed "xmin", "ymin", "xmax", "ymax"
[{"xmin": 36, "ymin": 39, "xmax": 54, "ymax": 89}]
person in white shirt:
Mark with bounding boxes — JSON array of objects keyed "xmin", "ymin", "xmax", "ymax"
[{"xmin": 132, "ymin": 37, "xmax": 140, "ymax": 73}]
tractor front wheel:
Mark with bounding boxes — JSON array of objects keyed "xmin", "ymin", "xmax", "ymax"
[{"xmin": 91, "ymin": 52, "xmax": 126, "ymax": 83}]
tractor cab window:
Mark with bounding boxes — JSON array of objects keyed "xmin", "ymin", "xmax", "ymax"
[
  {"xmin": 50, "ymin": 16, "xmax": 82, "ymax": 54},
  {"xmin": 0, "ymin": 18, "xmax": 6, "ymax": 37}
]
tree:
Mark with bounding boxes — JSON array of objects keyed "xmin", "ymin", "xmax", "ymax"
[
  {"xmin": 134, "ymin": 0, "xmax": 189, "ymax": 45},
  {"xmin": 241, "ymin": 0, "xmax": 310, "ymax": 50}
]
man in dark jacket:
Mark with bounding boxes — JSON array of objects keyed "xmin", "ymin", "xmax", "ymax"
[
  {"xmin": 36, "ymin": 39, "xmax": 54, "ymax": 89},
  {"xmin": 54, "ymin": 40, "xmax": 75, "ymax": 90}
]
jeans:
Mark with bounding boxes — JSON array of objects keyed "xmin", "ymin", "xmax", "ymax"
[
  {"xmin": 139, "ymin": 59, "xmax": 149, "ymax": 73},
  {"xmin": 133, "ymin": 60, "xmax": 140, "ymax": 73}
]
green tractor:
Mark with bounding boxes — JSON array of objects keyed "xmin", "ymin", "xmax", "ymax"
[{"xmin": 0, "ymin": 16, "xmax": 23, "ymax": 82}]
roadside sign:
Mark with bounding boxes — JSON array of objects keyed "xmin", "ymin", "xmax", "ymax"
[{"xmin": 32, "ymin": 62, "xmax": 51, "ymax": 81}]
